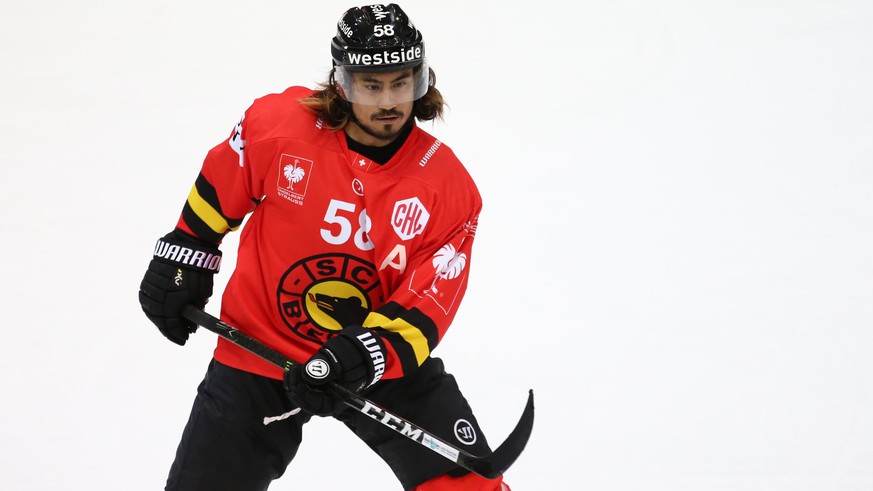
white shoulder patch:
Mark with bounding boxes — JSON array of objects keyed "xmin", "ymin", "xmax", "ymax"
[{"xmin": 229, "ymin": 115, "xmax": 246, "ymax": 167}]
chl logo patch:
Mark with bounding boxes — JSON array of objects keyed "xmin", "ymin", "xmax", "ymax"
[
  {"xmin": 277, "ymin": 253, "xmax": 384, "ymax": 343},
  {"xmin": 277, "ymin": 154, "xmax": 314, "ymax": 205},
  {"xmin": 392, "ymin": 197, "xmax": 429, "ymax": 241}
]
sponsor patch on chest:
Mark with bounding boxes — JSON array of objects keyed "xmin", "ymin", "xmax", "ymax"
[{"xmin": 277, "ymin": 154, "xmax": 314, "ymax": 205}]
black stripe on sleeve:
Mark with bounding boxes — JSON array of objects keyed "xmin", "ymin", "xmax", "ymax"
[
  {"xmin": 180, "ymin": 173, "xmax": 245, "ymax": 242},
  {"xmin": 376, "ymin": 302, "xmax": 441, "ymax": 373}
]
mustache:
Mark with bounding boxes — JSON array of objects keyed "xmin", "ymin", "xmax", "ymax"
[{"xmin": 371, "ymin": 110, "xmax": 403, "ymax": 120}]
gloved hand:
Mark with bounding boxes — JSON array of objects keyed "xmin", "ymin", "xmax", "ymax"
[
  {"xmin": 138, "ymin": 230, "xmax": 222, "ymax": 345},
  {"xmin": 284, "ymin": 326, "xmax": 386, "ymax": 416}
]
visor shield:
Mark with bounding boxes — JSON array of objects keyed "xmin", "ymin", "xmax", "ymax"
[{"xmin": 335, "ymin": 60, "xmax": 430, "ymax": 105}]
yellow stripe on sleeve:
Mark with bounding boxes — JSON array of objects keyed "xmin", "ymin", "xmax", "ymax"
[
  {"xmin": 363, "ymin": 312, "xmax": 430, "ymax": 365},
  {"xmin": 187, "ymin": 185, "xmax": 233, "ymax": 235}
]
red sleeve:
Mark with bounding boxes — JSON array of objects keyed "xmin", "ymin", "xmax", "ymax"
[
  {"xmin": 364, "ymin": 185, "xmax": 482, "ymax": 380},
  {"xmin": 174, "ymin": 95, "xmax": 282, "ymax": 242}
]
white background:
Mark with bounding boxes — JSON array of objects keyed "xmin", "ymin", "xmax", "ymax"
[{"xmin": 2, "ymin": 1, "xmax": 872, "ymax": 489}]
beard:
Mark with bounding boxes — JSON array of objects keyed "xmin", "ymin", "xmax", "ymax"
[{"xmin": 353, "ymin": 109, "xmax": 412, "ymax": 143}]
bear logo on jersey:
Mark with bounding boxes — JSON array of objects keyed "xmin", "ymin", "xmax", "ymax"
[{"xmin": 277, "ymin": 253, "xmax": 384, "ymax": 343}]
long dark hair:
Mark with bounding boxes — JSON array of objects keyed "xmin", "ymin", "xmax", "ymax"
[{"xmin": 300, "ymin": 66, "xmax": 446, "ymax": 130}]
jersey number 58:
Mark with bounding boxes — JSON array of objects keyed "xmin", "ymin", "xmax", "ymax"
[{"xmin": 320, "ymin": 199, "xmax": 375, "ymax": 251}]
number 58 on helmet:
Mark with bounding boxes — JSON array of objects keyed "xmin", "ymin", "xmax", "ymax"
[{"xmin": 330, "ymin": 4, "xmax": 430, "ymax": 104}]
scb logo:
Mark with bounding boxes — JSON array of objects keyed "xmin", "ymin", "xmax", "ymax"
[{"xmin": 277, "ymin": 253, "xmax": 384, "ymax": 343}]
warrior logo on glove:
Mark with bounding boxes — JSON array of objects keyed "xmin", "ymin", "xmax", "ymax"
[
  {"xmin": 305, "ymin": 359, "xmax": 332, "ymax": 380},
  {"xmin": 354, "ymin": 330, "xmax": 386, "ymax": 386}
]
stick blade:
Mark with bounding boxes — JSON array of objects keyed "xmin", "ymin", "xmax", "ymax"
[{"xmin": 463, "ymin": 389, "xmax": 535, "ymax": 479}]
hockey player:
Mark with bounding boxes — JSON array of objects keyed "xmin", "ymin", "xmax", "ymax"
[{"xmin": 138, "ymin": 4, "xmax": 512, "ymax": 491}]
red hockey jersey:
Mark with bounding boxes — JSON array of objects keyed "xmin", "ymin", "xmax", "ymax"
[{"xmin": 175, "ymin": 86, "xmax": 482, "ymax": 381}]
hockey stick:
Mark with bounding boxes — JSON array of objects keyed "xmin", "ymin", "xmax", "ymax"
[{"xmin": 182, "ymin": 305, "xmax": 534, "ymax": 479}]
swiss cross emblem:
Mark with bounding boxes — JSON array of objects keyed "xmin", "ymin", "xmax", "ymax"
[{"xmin": 391, "ymin": 197, "xmax": 430, "ymax": 241}]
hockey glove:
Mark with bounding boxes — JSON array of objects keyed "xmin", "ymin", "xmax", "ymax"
[
  {"xmin": 284, "ymin": 326, "xmax": 386, "ymax": 416},
  {"xmin": 138, "ymin": 230, "xmax": 222, "ymax": 346}
]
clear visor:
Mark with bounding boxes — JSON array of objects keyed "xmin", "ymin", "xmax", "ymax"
[{"xmin": 335, "ymin": 59, "xmax": 429, "ymax": 105}]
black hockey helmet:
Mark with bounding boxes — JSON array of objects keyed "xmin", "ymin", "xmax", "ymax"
[
  {"xmin": 331, "ymin": 4, "xmax": 425, "ymax": 72},
  {"xmin": 330, "ymin": 4, "xmax": 430, "ymax": 103}
]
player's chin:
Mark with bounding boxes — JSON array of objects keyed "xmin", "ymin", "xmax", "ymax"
[{"xmin": 369, "ymin": 125, "xmax": 401, "ymax": 140}]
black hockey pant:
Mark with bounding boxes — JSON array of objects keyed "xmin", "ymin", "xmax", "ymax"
[{"xmin": 165, "ymin": 357, "xmax": 494, "ymax": 491}]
